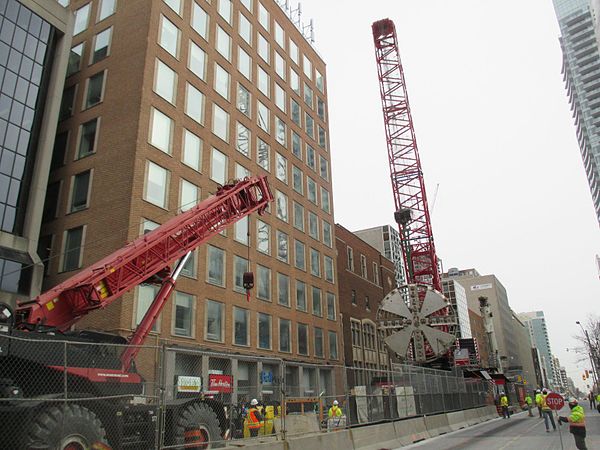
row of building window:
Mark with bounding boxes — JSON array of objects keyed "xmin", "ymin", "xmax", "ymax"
[{"xmin": 346, "ymin": 246, "xmax": 381, "ymax": 286}]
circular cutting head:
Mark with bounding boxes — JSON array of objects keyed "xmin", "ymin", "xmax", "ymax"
[{"xmin": 377, "ymin": 284, "xmax": 457, "ymax": 363}]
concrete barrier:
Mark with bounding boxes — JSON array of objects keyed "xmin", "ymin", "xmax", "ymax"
[
  {"xmin": 279, "ymin": 414, "xmax": 320, "ymax": 436},
  {"xmin": 424, "ymin": 413, "xmax": 451, "ymax": 437},
  {"xmin": 351, "ymin": 422, "xmax": 401, "ymax": 450},
  {"xmin": 446, "ymin": 410, "xmax": 468, "ymax": 431},
  {"xmin": 394, "ymin": 416, "xmax": 430, "ymax": 445},
  {"xmin": 223, "ymin": 437, "xmax": 285, "ymax": 449},
  {"xmin": 287, "ymin": 429, "xmax": 354, "ymax": 450},
  {"xmin": 463, "ymin": 408, "xmax": 483, "ymax": 426}
]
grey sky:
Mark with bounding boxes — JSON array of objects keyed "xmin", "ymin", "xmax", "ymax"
[{"xmin": 296, "ymin": 0, "xmax": 600, "ymax": 390}]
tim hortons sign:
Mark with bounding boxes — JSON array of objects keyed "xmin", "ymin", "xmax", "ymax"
[{"xmin": 208, "ymin": 374, "xmax": 233, "ymax": 393}]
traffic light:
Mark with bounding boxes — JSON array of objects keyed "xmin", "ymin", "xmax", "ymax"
[
  {"xmin": 583, "ymin": 374, "xmax": 586, "ymax": 381},
  {"xmin": 586, "ymin": 370, "xmax": 590, "ymax": 379}
]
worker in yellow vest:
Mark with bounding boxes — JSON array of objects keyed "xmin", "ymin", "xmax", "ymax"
[
  {"xmin": 499, "ymin": 392, "xmax": 509, "ymax": 419},
  {"xmin": 328, "ymin": 400, "xmax": 343, "ymax": 418},
  {"xmin": 535, "ymin": 389, "xmax": 543, "ymax": 417},
  {"xmin": 524, "ymin": 393, "xmax": 533, "ymax": 417},
  {"xmin": 541, "ymin": 389, "xmax": 557, "ymax": 432},
  {"xmin": 246, "ymin": 399, "xmax": 264, "ymax": 437},
  {"xmin": 559, "ymin": 397, "xmax": 587, "ymax": 449}
]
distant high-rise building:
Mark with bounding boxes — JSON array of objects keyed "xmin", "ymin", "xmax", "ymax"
[
  {"xmin": 354, "ymin": 225, "xmax": 406, "ymax": 288},
  {"xmin": 441, "ymin": 279, "xmax": 471, "ymax": 339},
  {"xmin": 552, "ymin": 0, "xmax": 600, "ymax": 224},
  {"xmin": 518, "ymin": 311, "xmax": 556, "ymax": 389}
]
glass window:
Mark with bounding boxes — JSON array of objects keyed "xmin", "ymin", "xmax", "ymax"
[
  {"xmin": 236, "ymin": 163, "xmax": 249, "ymax": 179},
  {"xmin": 191, "ymin": 3, "xmax": 209, "ymax": 40},
  {"xmin": 257, "ymin": 219, "xmax": 270, "ymax": 254},
  {"xmin": 154, "ymin": 59, "xmax": 177, "ymax": 104},
  {"xmin": 234, "ymin": 216, "xmax": 248, "ymax": 245},
  {"xmin": 328, "ymin": 331, "xmax": 338, "ymax": 359},
  {"xmin": 188, "ymin": 41, "xmax": 206, "ymax": 80},
  {"xmin": 257, "ymin": 66, "xmax": 270, "ymax": 97},
  {"xmin": 180, "ymin": 179, "xmax": 199, "ymax": 212},
  {"xmin": 318, "ymin": 126, "xmax": 327, "ymax": 149},
  {"xmin": 136, "ymin": 285, "xmax": 160, "ymax": 330},
  {"xmin": 296, "ymin": 280, "xmax": 306, "ymax": 311},
  {"xmin": 70, "ymin": 170, "xmax": 91, "ymax": 212},
  {"xmin": 324, "ymin": 256, "xmax": 334, "ymax": 283},
  {"xmin": 307, "ymin": 177, "xmax": 317, "ymax": 204},
  {"xmin": 182, "ymin": 129, "xmax": 202, "ymax": 171},
  {"xmin": 298, "ymin": 323, "xmax": 308, "ymax": 355},
  {"xmin": 78, "ymin": 118, "xmax": 98, "ymax": 159},
  {"xmin": 347, "ymin": 247, "xmax": 355, "ymax": 271},
  {"xmin": 258, "ymin": 34, "xmax": 269, "ymax": 63},
  {"xmin": 238, "ymin": 84, "xmax": 251, "ymax": 116},
  {"xmin": 233, "ymin": 255, "xmax": 249, "ymax": 293},
  {"xmin": 92, "ymin": 27, "xmax": 112, "ymax": 63},
  {"xmin": 275, "ymin": 153, "xmax": 287, "ymax": 183},
  {"xmin": 258, "ymin": 3, "xmax": 269, "ymax": 31},
  {"xmin": 294, "ymin": 239, "xmax": 305, "ymax": 270},
  {"xmin": 303, "ymin": 55, "xmax": 312, "ymax": 79},
  {"xmin": 185, "ymin": 83, "xmax": 204, "ymax": 124},
  {"xmin": 310, "ymin": 248, "xmax": 320, "ymax": 277},
  {"xmin": 159, "ymin": 15, "xmax": 179, "ymax": 58},
  {"xmin": 236, "ymin": 122, "xmax": 250, "ymax": 158},
  {"xmin": 60, "ymin": 87, "xmax": 74, "ymax": 120},
  {"xmin": 316, "ymin": 69, "xmax": 324, "ymax": 93},
  {"xmin": 141, "ymin": 218, "xmax": 160, "ymax": 234},
  {"xmin": 292, "ymin": 166, "xmax": 303, "ymax": 194},
  {"xmin": 275, "ymin": 190, "xmax": 287, "ymax": 222},
  {"xmin": 276, "ymin": 230, "xmax": 288, "ymax": 263},
  {"xmin": 207, "ymin": 245, "xmax": 225, "ymax": 286},
  {"xmin": 319, "ymin": 155, "xmax": 328, "ymax": 180},
  {"xmin": 257, "ymin": 102, "xmax": 269, "ymax": 132},
  {"xmin": 305, "ymin": 112, "xmax": 314, "ymax": 138},
  {"xmin": 205, "ymin": 299, "xmax": 224, "ymax": 342},
  {"xmin": 241, "ymin": 0, "xmax": 253, "ymax": 12},
  {"xmin": 164, "ymin": 0, "xmax": 182, "ymax": 15},
  {"xmin": 275, "ymin": 52, "xmax": 286, "ymax": 80},
  {"xmin": 292, "ymin": 131, "xmax": 301, "ymax": 158},
  {"xmin": 290, "ymin": 69, "xmax": 299, "ymax": 94},
  {"xmin": 52, "ymin": 132, "xmax": 68, "ymax": 169},
  {"xmin": 314, "ymin": 328, "xmax": 323, "ymax": 357},
  {"xmin": 326, "ymin": 292, "xmax": 335, "ymax": 320},
  {"xmin": 98, "ymin": 0, "xmax": 116, "ymax": 21},
  {"xmin": 257, "ymin": 138, "xmax": 270, "ymax": 171},
  {"xmin": 275, "ymin": 117, "xmax": 286, "ymax": 147},
  {"xmin": 323, "ymin": 220, "xmax": 332, "ymax": 247},
  {"xmin": 304, "ymin": 83, "xmax": 313, "ymax": 108},
  {"xmin": 279, "ymin": 319, "xmax": 290, "ymax": 353},
  {"xmin": 74, "ymin": 4, "xmax": 91, "ymax": 35},
  {"xmin": 214, "ymin": 64, "xmax": 230, "ymax": 100},
  {"xmin": 216, "ymin": 26, "xmax": 231, "ymax": 61},
  {"xmin": 274, "ymin": 22, "xmax": 284, "ymax": 48},
  {"xmin": 149, "ymin": 107, "xmax": 173, "ymax": 153},
  {"xmin": 180, "ymin": 249, "xmax": 197, "ymax": 278},
  {"xmin": 212, "ymin": 104, "xmax": 229, "ymax": 142},
  {"xmin": 373, "ymin": 262, "xmax": 380, "ymax": 286},
  {"xmin": 63, "ymin": 226, "xmax": 84, "ymax": 271},
  {"xmin": 275, "ymin": 84, "xmax": 286, "ymax": 111},
  {"xmin": 210, "ymin": 148, "xmax": 228, "ymax": 184},
  {"xmin": 317, "ymin": 98, "xmax": 325, "ymax": 121},
  {"xmin": 145, "ymin": 161, "xmax": 169, "ymax": 208},
  {"xmin": 258, "ymin": 313, "xmax": 271, "ymax": 349},
  {"xmin": 306, "ymin": 144, "xmax": 315, "ymax": 170},
  {"xmin": 174, "ymin": 292, "xmax": 194, "ymax": 337},
  {"xmin": 277, "ymin": 272, "xmax": 289, "ymax": 306},
  {"xmin": 293, "ymin": 201, "xmax": 304, "ymax": 231},
  {"xmin": 234, "ymin": 306, "xmax": 249, "ymax": 346},
  {"xmin": 291, "ymin": 99, "xmax": 300, "ymax": 126},
  {"xmin": 239, "ymin": 13, "xmax": 252, "ymax": 45},
  {"xmin": 289, "ymin": 39, "xmax": 298, "ymax": 64},
  {"xmin": 321, "ymin": 187, "xmax": 330, "ymax": 213},
  {"xmin": 85, "ymin": 71, "xmax": 105, "ymax": 108},
  {"xmin": 237, "ymin": 47, "xmax": 251, "ymax": 80},
  {"xmin": 257, "ymin": 264, "xmax": 271, "ymax": 301},
  {"xmin": 67, "ymin": 43, "xmax": 84, "ymax": 77},
  {"xmin": 218, "ymin": 0, "xmax": 232, "ymax": 24}
]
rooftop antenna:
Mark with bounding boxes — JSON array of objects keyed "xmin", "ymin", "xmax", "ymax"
[
  {"xmin": 303, "ymin": 19, "xmax": 315, "ymax": 43},
  {"xmin": 290, "ymin": 2, "xmax": 301, "ymax": 28}
]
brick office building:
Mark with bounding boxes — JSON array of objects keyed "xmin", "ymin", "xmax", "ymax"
[{"xmin": 43, "ymin": 0, "xmax": 338, "ymax": 401}]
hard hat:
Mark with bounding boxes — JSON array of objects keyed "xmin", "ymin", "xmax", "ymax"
[
  {"xmin": 333, "ymin": 400, "xmax": 339, "ymax": 406},
  {"xmin": 536, "ymin": 389, "xmax": 540, "ymax": 393},
  {"xmin": 568, "ymin": 397, "xmax": 578, "ymax": 404},
  {"xmin": 542, "ymin": 389, "xmax": 547, "ymax": 394},
  {"xmin": 250, "ymin": 399, "xmax": 258, "ymax": 406}
]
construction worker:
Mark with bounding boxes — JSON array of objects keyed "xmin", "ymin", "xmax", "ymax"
[
  {"xmin": 541, "ymin": 389, "xmax": 557, "ymax": 432},
  {"xmin": 246, "ymin": 399, "xmax": 264, "ymax": 437},
  {"xmin": 535, "ymin": 389, "xmax": 543, "ymax": 417},
  {"xmin": 328, "ymin": 400, "xmax": 343, "ymax": 418},
  {"xmin": 596, "ymin": 393, "xmax": 600, "ymax": 413},
  {"xmin": 524, "ymin": 393, "xmax": 533, "ymax": 417},
  {"xmin": 499, "ymin": 392, "xmax": 510, "ymax": 419},
  {"xmin": 559, "ymin": 397, "xmax": 587, "ymax": 449}
]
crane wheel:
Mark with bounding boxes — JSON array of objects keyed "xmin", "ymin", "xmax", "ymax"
[
  {"xmin": 24, "ymin": 404, "xmax": 107, "ymax": 450},
  {"xmin": 175, "ymin": 402, "xmax": 224, "ymax": 449}
]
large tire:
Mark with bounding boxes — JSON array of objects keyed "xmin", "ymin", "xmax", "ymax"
[
  {"xmin": 175, "ymin": 402, "xmax": 224, "ymax": 449},
  {"xmin": 25, "ymin": 404, "xmax": 107, "ymax": 450}
]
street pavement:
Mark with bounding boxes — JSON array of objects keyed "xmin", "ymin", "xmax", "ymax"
[{"xmin": 402, "ymin": 404, "xmax": 600, "ymax": 449}]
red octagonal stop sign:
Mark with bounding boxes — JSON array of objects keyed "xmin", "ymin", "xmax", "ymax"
[{"xmin": 545, "ymin": 392, "xmax": 565, "ymax": 410}]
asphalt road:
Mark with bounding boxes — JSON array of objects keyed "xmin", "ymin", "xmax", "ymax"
[{"xmin": 402, "ymin": 404, "xmax": 600, "ymax": 450}]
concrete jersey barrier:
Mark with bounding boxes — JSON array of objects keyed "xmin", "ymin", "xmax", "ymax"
[
  {"xmin": 351, "ymin": 422, "xmax": 402, "ymax": 450},
  {"xmin": 395, "ymin": 416, "xmax": 430, "ymax": 445},
  {"xmin": 446, "ymin": 410, "xmax": 468, "ymax": 431},
  {"xmin": 424, "ymin": 413, "xmax": 452, "ymax": 437},
  {"xmin": 287, "ymin": 429, "xmax": 354, "ymax": 450}
]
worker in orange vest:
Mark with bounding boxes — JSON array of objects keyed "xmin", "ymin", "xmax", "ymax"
[{"xmin": 247, "ymin": 399, "xmax": 264, "ymax": 437}]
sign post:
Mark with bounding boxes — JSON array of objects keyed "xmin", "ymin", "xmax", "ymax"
[{"xmin": 545, "ymin": 393, "xmax": 565, "ymax": 450}]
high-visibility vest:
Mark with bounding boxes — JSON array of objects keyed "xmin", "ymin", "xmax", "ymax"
[
  {"xmin": 541, "ymin": 394, "xmax": 551, "ymax": 411},
  {"xmin": 247, "ymin": 408, "xmax": 262, "ymax": 429},
  {"xmin": 525, "ymin": 396, "xmax": 532, "ymax": 405},
  {"xmin": 328, "ymin": 406, "xmax": 342, "ymax": 417},
  {"xmin": 500, "ymin": 396, "xmax": 508, "ymax": 407},
  {"xmin": 535, "ymin": 393, "xmax": 543, "ymax": 406},
  {"xmin": 568, "ymin": 405, "xmax": 586, "ymax": 429}
]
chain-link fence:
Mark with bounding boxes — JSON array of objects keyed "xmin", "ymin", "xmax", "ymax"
[{"xmin": 0, "ymin": 334, "xmax": 495, "ymax": 449}]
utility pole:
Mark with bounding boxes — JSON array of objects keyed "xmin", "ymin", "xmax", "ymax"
[{"xmin": 576, "ymin": 321, "xmax": 599, "ymax": 389}]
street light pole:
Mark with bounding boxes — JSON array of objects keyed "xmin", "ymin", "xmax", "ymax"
[{"xmin": 576, "ymin": 321, "xmax": 599, "ymax": 389}]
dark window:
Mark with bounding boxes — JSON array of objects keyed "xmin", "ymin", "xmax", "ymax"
[
  {"xmin": 78, "ymin": 118, "xmax": 97, "ymax": 158},
  {"xmin": 63, "ymin": 226, "xmax": 83, "ymax": 271},
  {"xmin": 42, "ymin": 181, "xmax": 59, "ymax": 222},
  {"xmin": 71, "ymin": 170, "xmax": 90, "ymax": 212},
  {"xmin": 85, "ymin": 72, "xmax": 104, "ymax": 108},
  {"xmin": 351, "ymin": 289, "xmax": 356, "ymax": 305},
  {"xmin": 51, "ymin": 131, "xmax": 68, "ymax": 170},
  {"xmin": 59, "ymin": 84, "xmax": 75, "ymax": 120}
]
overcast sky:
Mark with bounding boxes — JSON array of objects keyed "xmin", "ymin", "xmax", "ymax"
[{"xmin": 295, "ymin": 0, "xmax": 600, "ymax": 391}]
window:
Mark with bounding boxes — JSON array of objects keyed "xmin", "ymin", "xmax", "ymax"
[
  {"xmin": 164, "ymin": 0, "xmax": 182, "ymax": 15},
  {"xmin": 373, "ymin": 262, "xmax": 380, "ymax": 285},
  {"xmin": 258, "ymin": 3, "xmax": 269, "ymax": 31},
  {"xmin": 144, "ymin": 161, "xmax": 169, "ymax": 208},
  {"xmin": 74, "ymin": 4, "xmax": 91, "ymax": 35},
  {"xmin": 275, "ymin": 84, "xmax": 286, "ymax": 111},
  {"xmin": 289, "ymin": 39, "xmax": 298, "ymax": 64},
  {"xmin": 275, "ymin": 53, "xmax": 286, "ymax": 80},
  {"xmin": 306, "ymin": 145, "xmax": 315, "ymax": 170},
  {"xmin": 303, "ymin": 54, "xmax": 312, "ymax": 79},
  {"xmin": 85, "ymin": 71, "xmax": 105, "ymax": 108},
  {"xmin": 98, "ymin": 0, "xmax": 116, "ymax": 21},
  {"xmin": 310, "ymin": 248, "xmax": 320, "ymax": 277},
  {"xmin": 234, "ymin": 306, "xmax": 249, "ymax": 346},
  {"xmin": 70, "ymin": 170, "xmax": 91, "ymax": 212},
  {"xmin": 179, "ymin": 179, "xmax": 199, "ymax": 212},
  {"xmin": 323, "ymin": 221, "xmax": 332, "ymax": 247},
  {"xmin": 59, "ymin": 86, "xmax": 73, "ymax": 119},
  {"xmin": 365, "ymin": 296, "xmax": 370, "ymax": 311},
  {"xmin": 305, "ymin": 113, "xmax": 314, "ymax": 138},
  {"xmin": 360, "ymin": 254, "xmax": 367, "ymax": 278},
  {"xmin": 279, "ymin": 319, "xmax": 290, "ymax": 353},
  {"xmin": 347, "ymin": 247, "xmax": 354, "ymax": 271},
  {"xmin": 257, "ymin": 66, "xmax": 270, "ymax": 98},
  {"xmin": 78, "ymin": 118, "xmax": 98, "ymax": 159},
  {"xmin": 318, "ymin": 126, "xmax": 327, "ymax": 149},
  {"xmin": 216, "ymin": 26, "xmax": 231, "ymax": 61},
  {"xmin": 351, "ymin": 320, "xmax": 361, "ymax": 347},
  {"xmin": 191, "ymin": 3, "xmax": 209, "ymax": 39},
  {"xmin": 326, "ymin": 292, "xmax": 335, "ymax": 320},
  {"xmin": 258, "ymin": 34, "xmax": 269, "ymax": 63},
  {"xmin": 258, "ymin": 313, "xmax": 271, "ymax": 349},
  {"xmin": 238, "ymin": 84, "xmax": 251, "ymax": 116},
  {"xmin": 314, "ymin": 327, "xmax": 323, "ymax": 357},
  {"xmin": 218, "ymin": 0, "xmax": 232, "ymax": 23},
  {"xmin": 62, "ymin": 226, "xmax": 84, "ymax": 271},
  {"xmin": 92, "ymin": 27, "xmax": 112, "ymax": 63},
  {"xmin": 292, "ymin": 132, "xmax": 301, "ymax": 159},
  {"xmin": 236, "ymin": 163, "xmax": 249, "ymax": 179},
  {"xmin": 154, "ymin": 60, "xmax": 177, "ymax": 104},
  {"xmin": 317, "ymin": 98, "xmax": 325, "ymax": 121},
  {"xmin": 214, "ymin": 64, "xmax": 230, "ymax": 100},
  {"xmin": 185, "ymin": 83, "xmax": 204, "ymax": 124},
  {"xmin": 298, "ymin": 323, "xmax": 308, "ymax": 355},
  {"xmin": 159, "ymin": 15, "xmax": 180, "ymax": 58},
  {"xmin": 188, "ymin": 41, "xmax": 207, "ymax": 80},
  {"xmin": 182, "ymin": 129, "xmax": 202, "ymax": 171},
  {"xmin": 233, "ymin": 255, "xmax": 249, "ymax": 293},
  {"xmin": 257, "ymin": 220, "xmax": 270, "ymax": 254},
  {"xmin": 205, "ymin": 300, "xmax": 224, "ymax": 342},
  {"xmin": 293, "ymin": 201, "xmax": 304, "ymax": 231},
  {"xmin": 304, "ymin": 83, "xmax": 313, "ymax": 108},
  {"xmin": 241, "ymin": 0, "xmax": 253, "ymax": 12},
  {"xmin": 324, "ymin": 256, "xmax": 334, "ymax": 283},
  {"xmin": 257, "ymin": 138, "xmax": 270, "ymax": 171},
  {"xmin": 257, "ymin": 264, "xmax": 271, "ymax": 301},
  {"xmin": 316, "ymin": 69, "xmax": 324, "ymax": 92},
  {"xmin": 276, "ymin": 230, "xmax": 288, "ymax": 263},
  {"xmin": 211, "ymin": 148, "xmax": 228, "ymax": 184},
  {"xmin": 328, "ymin": 331, "xmax": 338, "ymax": 359},
  {"xmin": 234, "ymin": 216, "xmax": 248, "ymax": 245},
  {"xmin": 212, "ymin": 104, "xmax": 229, "ymax": 142},
  {"xmin": 321, "ymin": 188, "xmax": 330, "ymax": 212},
  {"xmin": 275, "ymin": 190, "xmax": 287, "ymax": 222},
  {"xmin": 136, "ymin": 285, "xmax": 159, "ymax": 331},
  {"xmin": 236, "ymin": 122, "xmax": 250, "ymax": 158},
  {"xmin": 307, "ymin": 177, "xmax": 317, "ymax": 204},
  {"xmin": 312, "ymin": 286, "xmax": 322, "ymax": 316},
  {"xmin": 141, "ymin": 218, "xmax": 159, "ymax": 234},
  {"xmin": 207, "ymin": 245, "xmax": 225, "ymax": 286},
  {"xmin": 308, "ymin": 212, "xmax": 319, "ymax": 240},
  {"xmin": 277, "ymin": 272, "xmax": 289, "ymax": 306},
  {"xmin": 257, "ymin": 102, "xmax": 269, "ymax": 132},
  {"xmin": 319, "ymin": 156, "xmax": 329, "ymax": 180},
  {"xmin": 294, "ymin": 240, "xmax": 305, "ymax": 270},
  {"xmin": 239, "ymin": 13, "xmax": 252, "ymax": 45},
  {"xmin": 180, "ymin": 250, "xmax": 197, "ymax": 278},
  {"xmin": 52, "ymin": 132, "xmax": 68, "ymax": 169},
  {"xmin": 351, "ymin": 289, "xmax": 356, "ymax": 305},
  {"xmin": 67, "ymin": 43, "xmax": 84, "ymax": 77},
  {"xmin": 173, "ymin": 292, "xmax": 194, "ymax": 337},
  {"xmin": 291, "ymin": 99, "xmax": 300, "ymax": 126},
  {"xmin": 238, "ymin": 47, "xmax": 251, "ymax": 80},
  {"xmin": 149, "ymin": 107, "xmax": 173, "ymax": 153},
  {"xmin": 274, "ymin": 22, "xmax": 284, "ymax": 48},
  {"xmin": 290, "ymin": 69, "xmax": 300, "ymax": 95},
  {"xmin": 275, "ymin": 117, "xmax": 286, "ymax": 147},
  {"xmin": 275, "ymin": 153, "xmax": 287, "ymax": 183}
]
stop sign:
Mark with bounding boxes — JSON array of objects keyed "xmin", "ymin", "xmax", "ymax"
[{"xmin": 545, "ymin": 393, "xmax": 565, "ymax": 410}]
